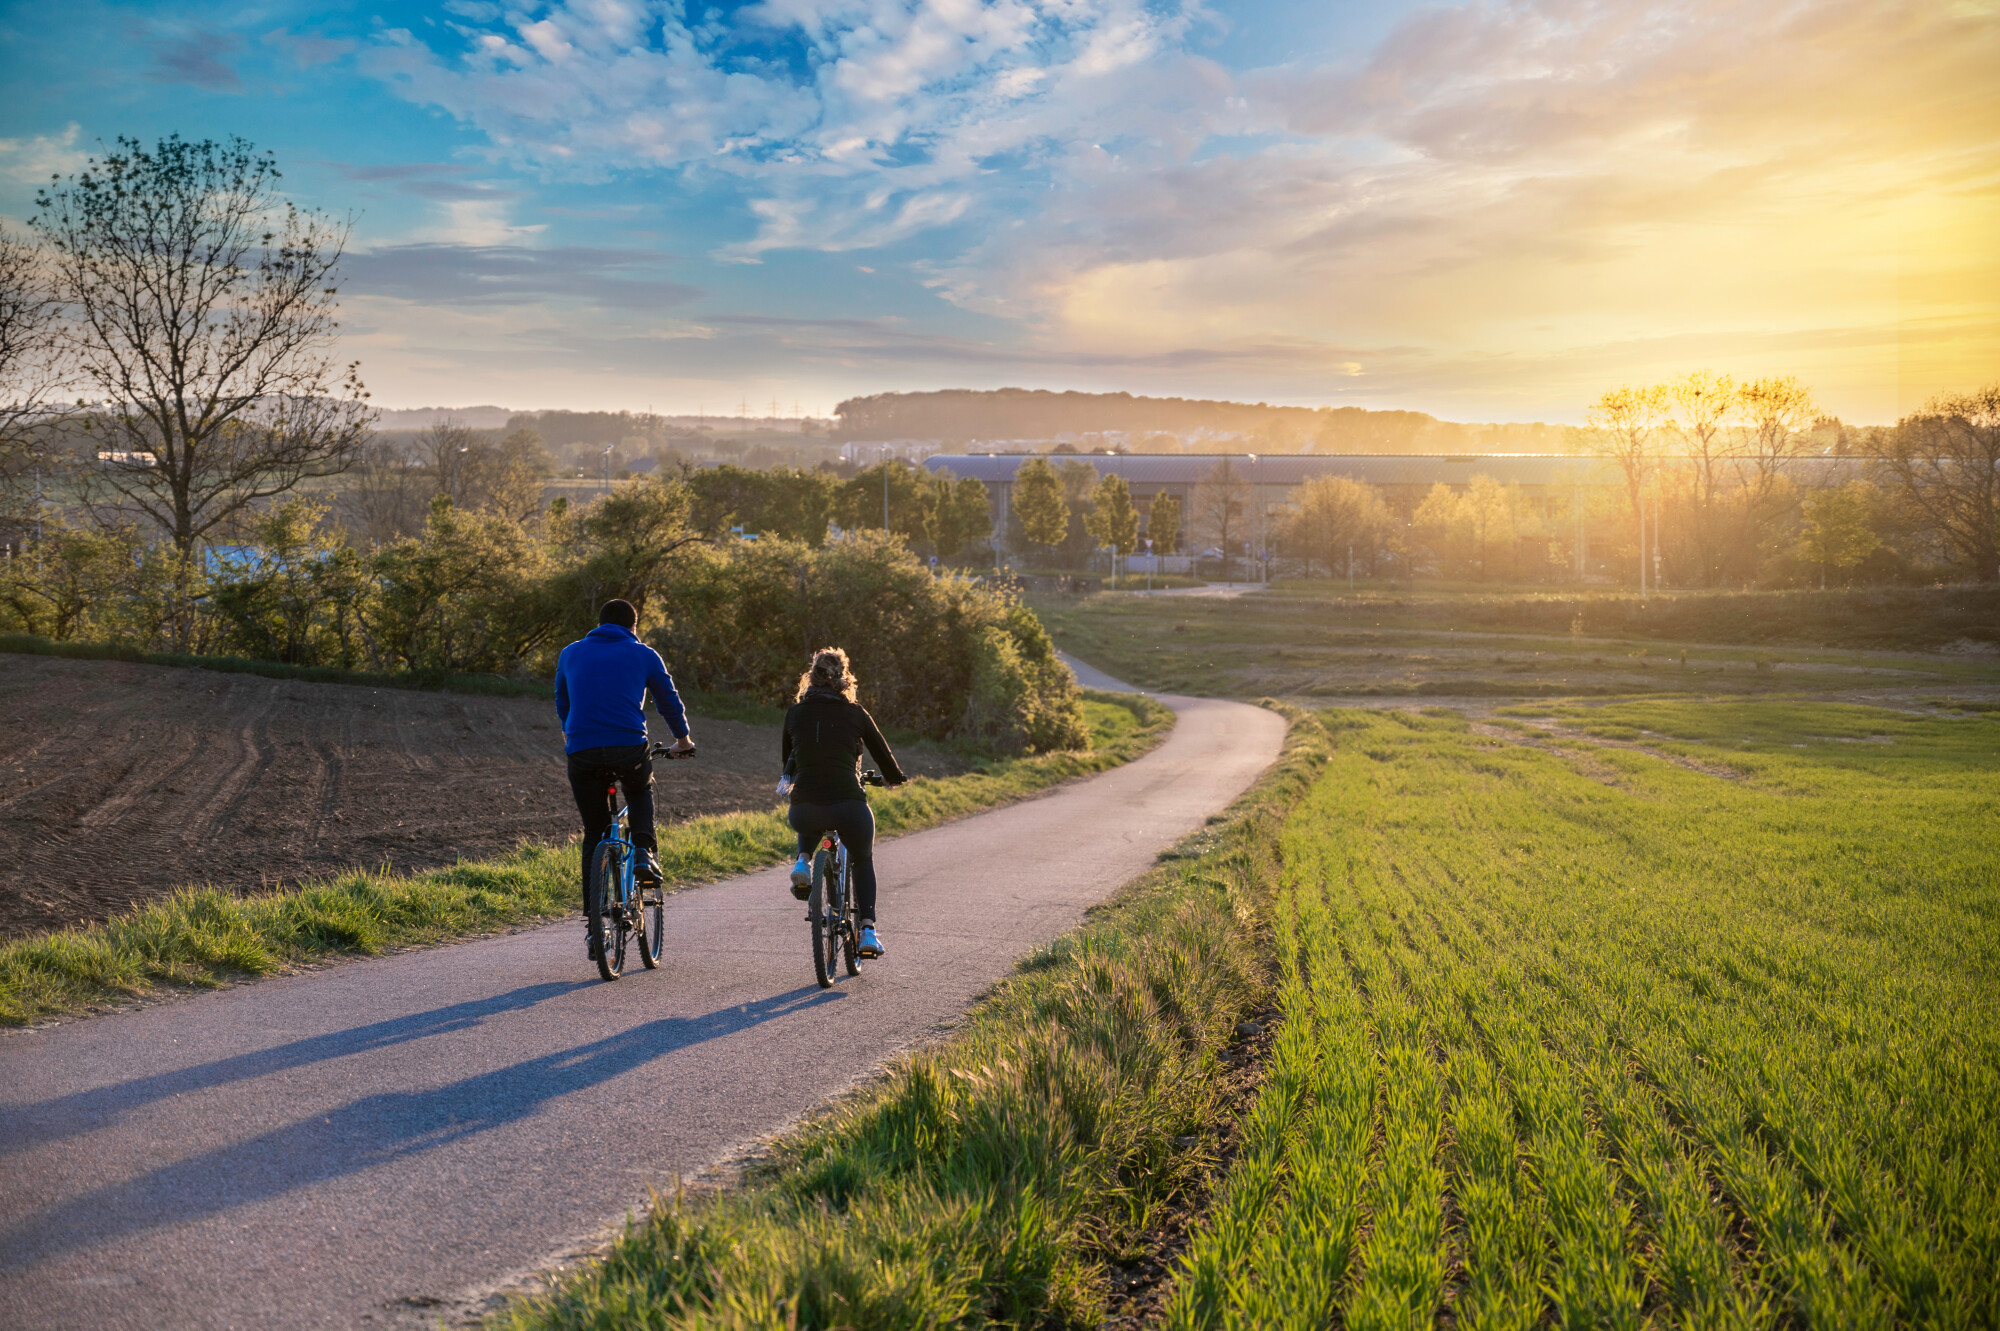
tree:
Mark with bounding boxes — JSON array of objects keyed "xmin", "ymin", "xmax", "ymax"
[
  {"xmin": 1084, "ymin": 472, "xmax": 1140, "ymax": 558},
  {"xmin": 838, "ymin": 460, "xmax": 928, "ymax": 541},
  {"xmin": 1192, "ymin": 457, "xmax": 1247, "ymax": 579},
  {"xmin": 1870, "ymin": 384, "xmax": 2000, "ymax": 581},
  {"xmin": 33, "ymin": 135, "xmax": 371, "ymax": 645},
  {"xmin": 922, "ymin": 470, "xmax": 991, "ymax": 559},
  {"xmin": 1012, "ymin": 456, "xmax": 1068, "ymax": 555},
  {"xmin": 1145, "ymin": 491, "xmax": 1181, "ymax": 556},
  {"xmin": 1736, "ymin": 376, "xmax": 1817, "ymax": 581},
  {"xmin": 0, "ymin": 224, "xmax": 63, "ymax": 533},
  {"xmin": 1280, "ymin": 475, "xmax": 1391, "ymax": 579},
  {"xmin": 1585, "ymin": 383, "xmax": 1668, "ymax": 532},
  {"xmin": 1795, "ymin": 483, "xmax": 1880, "ymax": 588},
  {"xmin": 418, "ymin": 417, "xmax": 483, "ymax": 508},
  {"xmin": 1663, "ymin": 370, "xmax": 1737, "ymax": 584}
]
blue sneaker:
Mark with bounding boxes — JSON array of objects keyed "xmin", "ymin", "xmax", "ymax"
[
  {"xmin": 857, "ymin": 925, "xmax": 883, "ymax": 959},
  {"xmin": 789, "ymin": 856, "xmax": 812, "ymax": 901}
]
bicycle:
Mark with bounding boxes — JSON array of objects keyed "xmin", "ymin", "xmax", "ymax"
[
  {"xmin": 587, "ymin": 741, "xmax": 696, "ymax": 982},
  {"xmin": 804, "ymin": 768, "xmax": 885, "ymax": 990}
]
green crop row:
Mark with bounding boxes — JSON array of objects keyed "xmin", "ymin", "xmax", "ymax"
[{"xmin": 1163, "ymin": 702, "xmax": 1998, "ymax": 1329}]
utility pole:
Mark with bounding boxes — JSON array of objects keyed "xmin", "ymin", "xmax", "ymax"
[
  {"xmin": 602, "ymin": 445, "xmax": 613, "ymax": 497},
  {"xmin": 881, "ymin": 444, "xmax": 892, "ymax": 531}
]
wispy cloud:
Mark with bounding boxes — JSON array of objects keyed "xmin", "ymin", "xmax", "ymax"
[
  {"xmin": 0, "ymin": 123, "xmax": 88, "ymax": 185},
  {"xmin": 147, "ymin": 27, "xmax": 245, "ymax": 91},
  {"xmin": 342, "ymin": 243, "xmax": 701, "ymax": 310}
]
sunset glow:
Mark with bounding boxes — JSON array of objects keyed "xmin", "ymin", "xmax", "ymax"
[{"xmin": 3, "ymin": 0, "xmax": 1993, "ymax": 421}]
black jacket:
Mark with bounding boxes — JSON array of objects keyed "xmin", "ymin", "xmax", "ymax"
[{"xmin": 782, "ymin": 689, "xmax": 906, "ymax": 804}]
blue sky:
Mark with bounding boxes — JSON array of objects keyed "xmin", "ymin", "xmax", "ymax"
[{"xmin": 2, "ymin": 0, "xmax": 1993, "ymax": 422}]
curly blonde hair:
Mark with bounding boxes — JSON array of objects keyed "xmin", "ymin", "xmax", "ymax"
[{"xmin": 796, "ymin": 647, "xmax": 858, "ymax": 703}]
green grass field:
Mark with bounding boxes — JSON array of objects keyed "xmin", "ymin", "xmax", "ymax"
[
  {"xmin": 1030, "ymin": 588, "xmax": 2000, "ymax": 702},
  {"xmin": 1166, "ymin": 702, "xmax": 1999, "ymax": 1329},
  {"xmin": 0, "ymin": 693, "xmax": 1170, "ymax": 1026}
]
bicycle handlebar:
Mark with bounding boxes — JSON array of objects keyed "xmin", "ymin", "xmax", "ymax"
[
  {"xmin": 649, "ymin": 742, "xmax": 698, "ymax": 760},
  {"xmin": 860, "ymin": 768, "xmax": 886, "ymax": 787}
]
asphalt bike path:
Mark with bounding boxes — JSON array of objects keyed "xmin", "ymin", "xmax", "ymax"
[{"xmin": 0, "ymin": 663, "xmax": 1284, "ymax": 1330}]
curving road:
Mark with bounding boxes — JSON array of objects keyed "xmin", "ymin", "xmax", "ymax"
[{"xmin": 0, "ymin": 663, "xmax": 1284, "ymax": 1330}]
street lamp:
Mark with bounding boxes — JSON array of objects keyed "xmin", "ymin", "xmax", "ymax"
[{"xmin": 602, "ymin": 445, "xmax": 614, "ymax": 497}]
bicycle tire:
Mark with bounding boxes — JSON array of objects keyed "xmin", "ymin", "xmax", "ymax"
[
  {"xmin": 841, "ymin": 856, "xmax": 861, "ymax": 976},
  {"xmin": 589, "ymin": 840, "xmax": 626, "ymax": 981},
  {"xmin": 809, "ymin": 847, "xmax": 838, "ymax": 989},
  {"xmin": 637, "ymin": 871, "xmax": 664, "ymax": 969}
]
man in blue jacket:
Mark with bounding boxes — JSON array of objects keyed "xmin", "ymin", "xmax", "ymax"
[{"xmin": 555, "ymin": 599, "xmax": 695, "ymax": 958}]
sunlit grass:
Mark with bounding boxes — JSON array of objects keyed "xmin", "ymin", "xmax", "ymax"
[
  {"xmin": 1164, "ymin": 702, "xmax": 1999, "ymax": 1328},
  {"xmin": 0, "ymin": 693, "xmax": 1171, "ymax": 1026}
]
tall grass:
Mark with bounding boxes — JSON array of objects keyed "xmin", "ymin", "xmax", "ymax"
[
  {"xmin": 488, "ymin": 711, "xmax": 1333, "ymax": 1331},
  {"xmin": 0, "ymin": 693, "xmax": 1170, "ymax": 1026},
  {"xmin": 1163, "ymin": 702, "xmax": 1999, "ymax": 1328}
]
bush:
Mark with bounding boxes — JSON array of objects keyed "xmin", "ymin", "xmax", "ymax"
[{"xmin": 652, "ymin": 531, "xmax": 1088, "ymax": 753}]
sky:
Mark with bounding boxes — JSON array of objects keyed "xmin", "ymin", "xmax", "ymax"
[{"xmin": 1, "ymin": 0, "xmax": 1994, "ymax": 424}]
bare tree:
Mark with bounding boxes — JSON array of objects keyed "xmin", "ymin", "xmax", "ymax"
[
  {"xmin": 1870, "ymin": 384, "xmax": 2000, "ymax": 581},
  {"xmin": 0, "ymin": 224, "xmax": 64, "ymax": 536},
  {"xmin": 1192, "ymin": 457, "xmax": 1247, "ymax": 580},
  {"xmin": 33, "ymin": 135, "xmax": 371, "ymax": 641},
  {"xmin": 1737, "ymin": 375, "xmax": 1817, "ymax": 505},
  {"xmin": 1663, "ymin": 370, "xmax": 1736, "ymax": 584},
  {"xmin": 418, "ymin": 416, "xmax": 482, "ymax": 507},
  {"xmin": 1584, "ymin": 383, "xmax": 1667, "ymax": 531}
]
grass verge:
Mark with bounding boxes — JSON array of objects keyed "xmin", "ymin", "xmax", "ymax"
[
  {"xmin": 0, "ymin": 691, "xmax": 1170, "ymax": 1027},
  {"xmin": 486, "ymin": 707, "xmax": 1328, "ymax": 1331}
]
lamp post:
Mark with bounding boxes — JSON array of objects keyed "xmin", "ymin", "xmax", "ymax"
[{"xmin": 602, "ymin": 445, "xmax": 613, "ymax": 497}]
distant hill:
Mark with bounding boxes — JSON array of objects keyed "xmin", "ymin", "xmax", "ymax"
[
  {"xmin": 832, "ymin": 389, "xmax": 1569, "ymax": 453},
  {"xmin": 371, "ymin": 405, "xmax": 517, "ymax": 429}
]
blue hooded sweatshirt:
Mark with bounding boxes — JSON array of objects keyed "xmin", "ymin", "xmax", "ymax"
[{"xmin": 553, "ymin": 624, "xmax": 689, "ymax": 753}]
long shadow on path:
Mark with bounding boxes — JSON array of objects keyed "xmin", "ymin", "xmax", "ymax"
[
  {"xmin": 1, "ymin": 980, "xmax": 595, "ymax": 1162},
  {"xmin": 2, "ymin": 985, "xmax": 839, "ymax": 1268}
]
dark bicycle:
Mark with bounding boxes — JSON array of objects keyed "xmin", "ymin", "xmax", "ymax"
[
  {"xmin": 804, "ymin": 767, "xmax": 885, "ymax": 989},
  {"xmin": 587, "ymin": 740, "xmax": 695, "ymax": 982}
]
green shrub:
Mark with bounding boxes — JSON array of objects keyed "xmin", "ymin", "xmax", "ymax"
[{"xmin": 652, "ymin": 531, "xmax": 1086, "ymax": 752}]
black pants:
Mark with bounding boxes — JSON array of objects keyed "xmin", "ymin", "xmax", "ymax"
[
  {"xmin": 567, "ymin": 745, "xmax": 655, "ymax": 913},
  {"xmin": 788, "ymin": 799, "xmax": 877, "ymax": 922}
]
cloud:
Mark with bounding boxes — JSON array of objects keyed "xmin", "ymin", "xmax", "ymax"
[
  {"xmin": 148, "ymin": 28, "xmax": 245, "ymax": 91},
  {"xmin": 341, "ymin": 243, "xmax": 702, "ymax": 310},
  {"xmin": 262, "ymin": 28, "xmax": 357, "ymax": 70},
  {"xmin": 328, "ymin": 161, "xmax": 524, "ymax": 204},
  {"xmin": 0, "ymin": 124, "xmax": 88, "ymax": 185},
  {"xmin": 350, "ymin": 0, "xmax": 1997, "ymax": 418}
]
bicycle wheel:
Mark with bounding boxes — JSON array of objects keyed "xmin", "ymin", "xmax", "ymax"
[
  {"xmin": 589, "ymin": 840, "xmax": 627, "ymax": 981},
  {"xmin": 841, "ymin": 857, "xmax": 861, "ymax": 976},
  {"xmin": 637, "ymin": 870, "xmax": 664, "ymax": 969},
  {"xmin": 809, "ymin": 847, "xmax": 838, "ymax": 989}
]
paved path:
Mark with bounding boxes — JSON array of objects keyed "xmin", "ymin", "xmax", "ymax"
[{"xmin": 0, "ymin": 670, "xmax": 1285, "ymax": 1330}]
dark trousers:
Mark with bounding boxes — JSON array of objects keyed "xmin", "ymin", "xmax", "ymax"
[
  {"xmin": 788, "ymin": 799, "xmax": 878, "ymax": 922},
  {"xmin": 567, "ymin": 745, "xmax": 655, "ymax": 913}
]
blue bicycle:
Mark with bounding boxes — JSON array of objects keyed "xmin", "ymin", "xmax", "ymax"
[{"xmin": 588, "ymin": 741, "xmax": 695, "ymax": 982}]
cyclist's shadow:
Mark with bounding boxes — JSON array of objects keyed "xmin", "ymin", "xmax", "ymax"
[
  {"xmin": 1, "ymin": 980, "xmax": 594, "ymax": 1162},
  {"xmin": 2, "ymin": 984, "xmax": 843, "ymax": 1269}
]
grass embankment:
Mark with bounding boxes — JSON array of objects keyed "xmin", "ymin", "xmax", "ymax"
[
  {"xmin": 1031, "ymin": 588, "xmax": 2000, "ymax": 701},
  {"xmin": 0, "ymin": 692, "xmax": 1170, "ymax": 1027},
  {"xmin": 489, "ymin": 710, "xmax": 1327, "ymax": 1331},
  {"xmin": 1165, "ymin": 702, "xmax": 1999, "ymax": 1329}
]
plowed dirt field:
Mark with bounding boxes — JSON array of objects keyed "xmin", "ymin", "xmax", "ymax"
[{"xmin": 0, "ymin": 656, "xmax": 961, "ymax": 939}]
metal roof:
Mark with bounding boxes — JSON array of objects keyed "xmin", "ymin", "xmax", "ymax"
[{"xmin": 923, "ymin": 452, "xmax": 1864, "ymax": 488}]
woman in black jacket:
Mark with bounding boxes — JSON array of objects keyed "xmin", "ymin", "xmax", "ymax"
[{"xmin": 782, "ymin": 648, "xmax": 906, "ymax": 957}]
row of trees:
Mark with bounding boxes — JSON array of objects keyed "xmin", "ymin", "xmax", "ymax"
[{"xmin": 1582, "ymin": 372, "xmax": 1998, "ymax": 585}]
